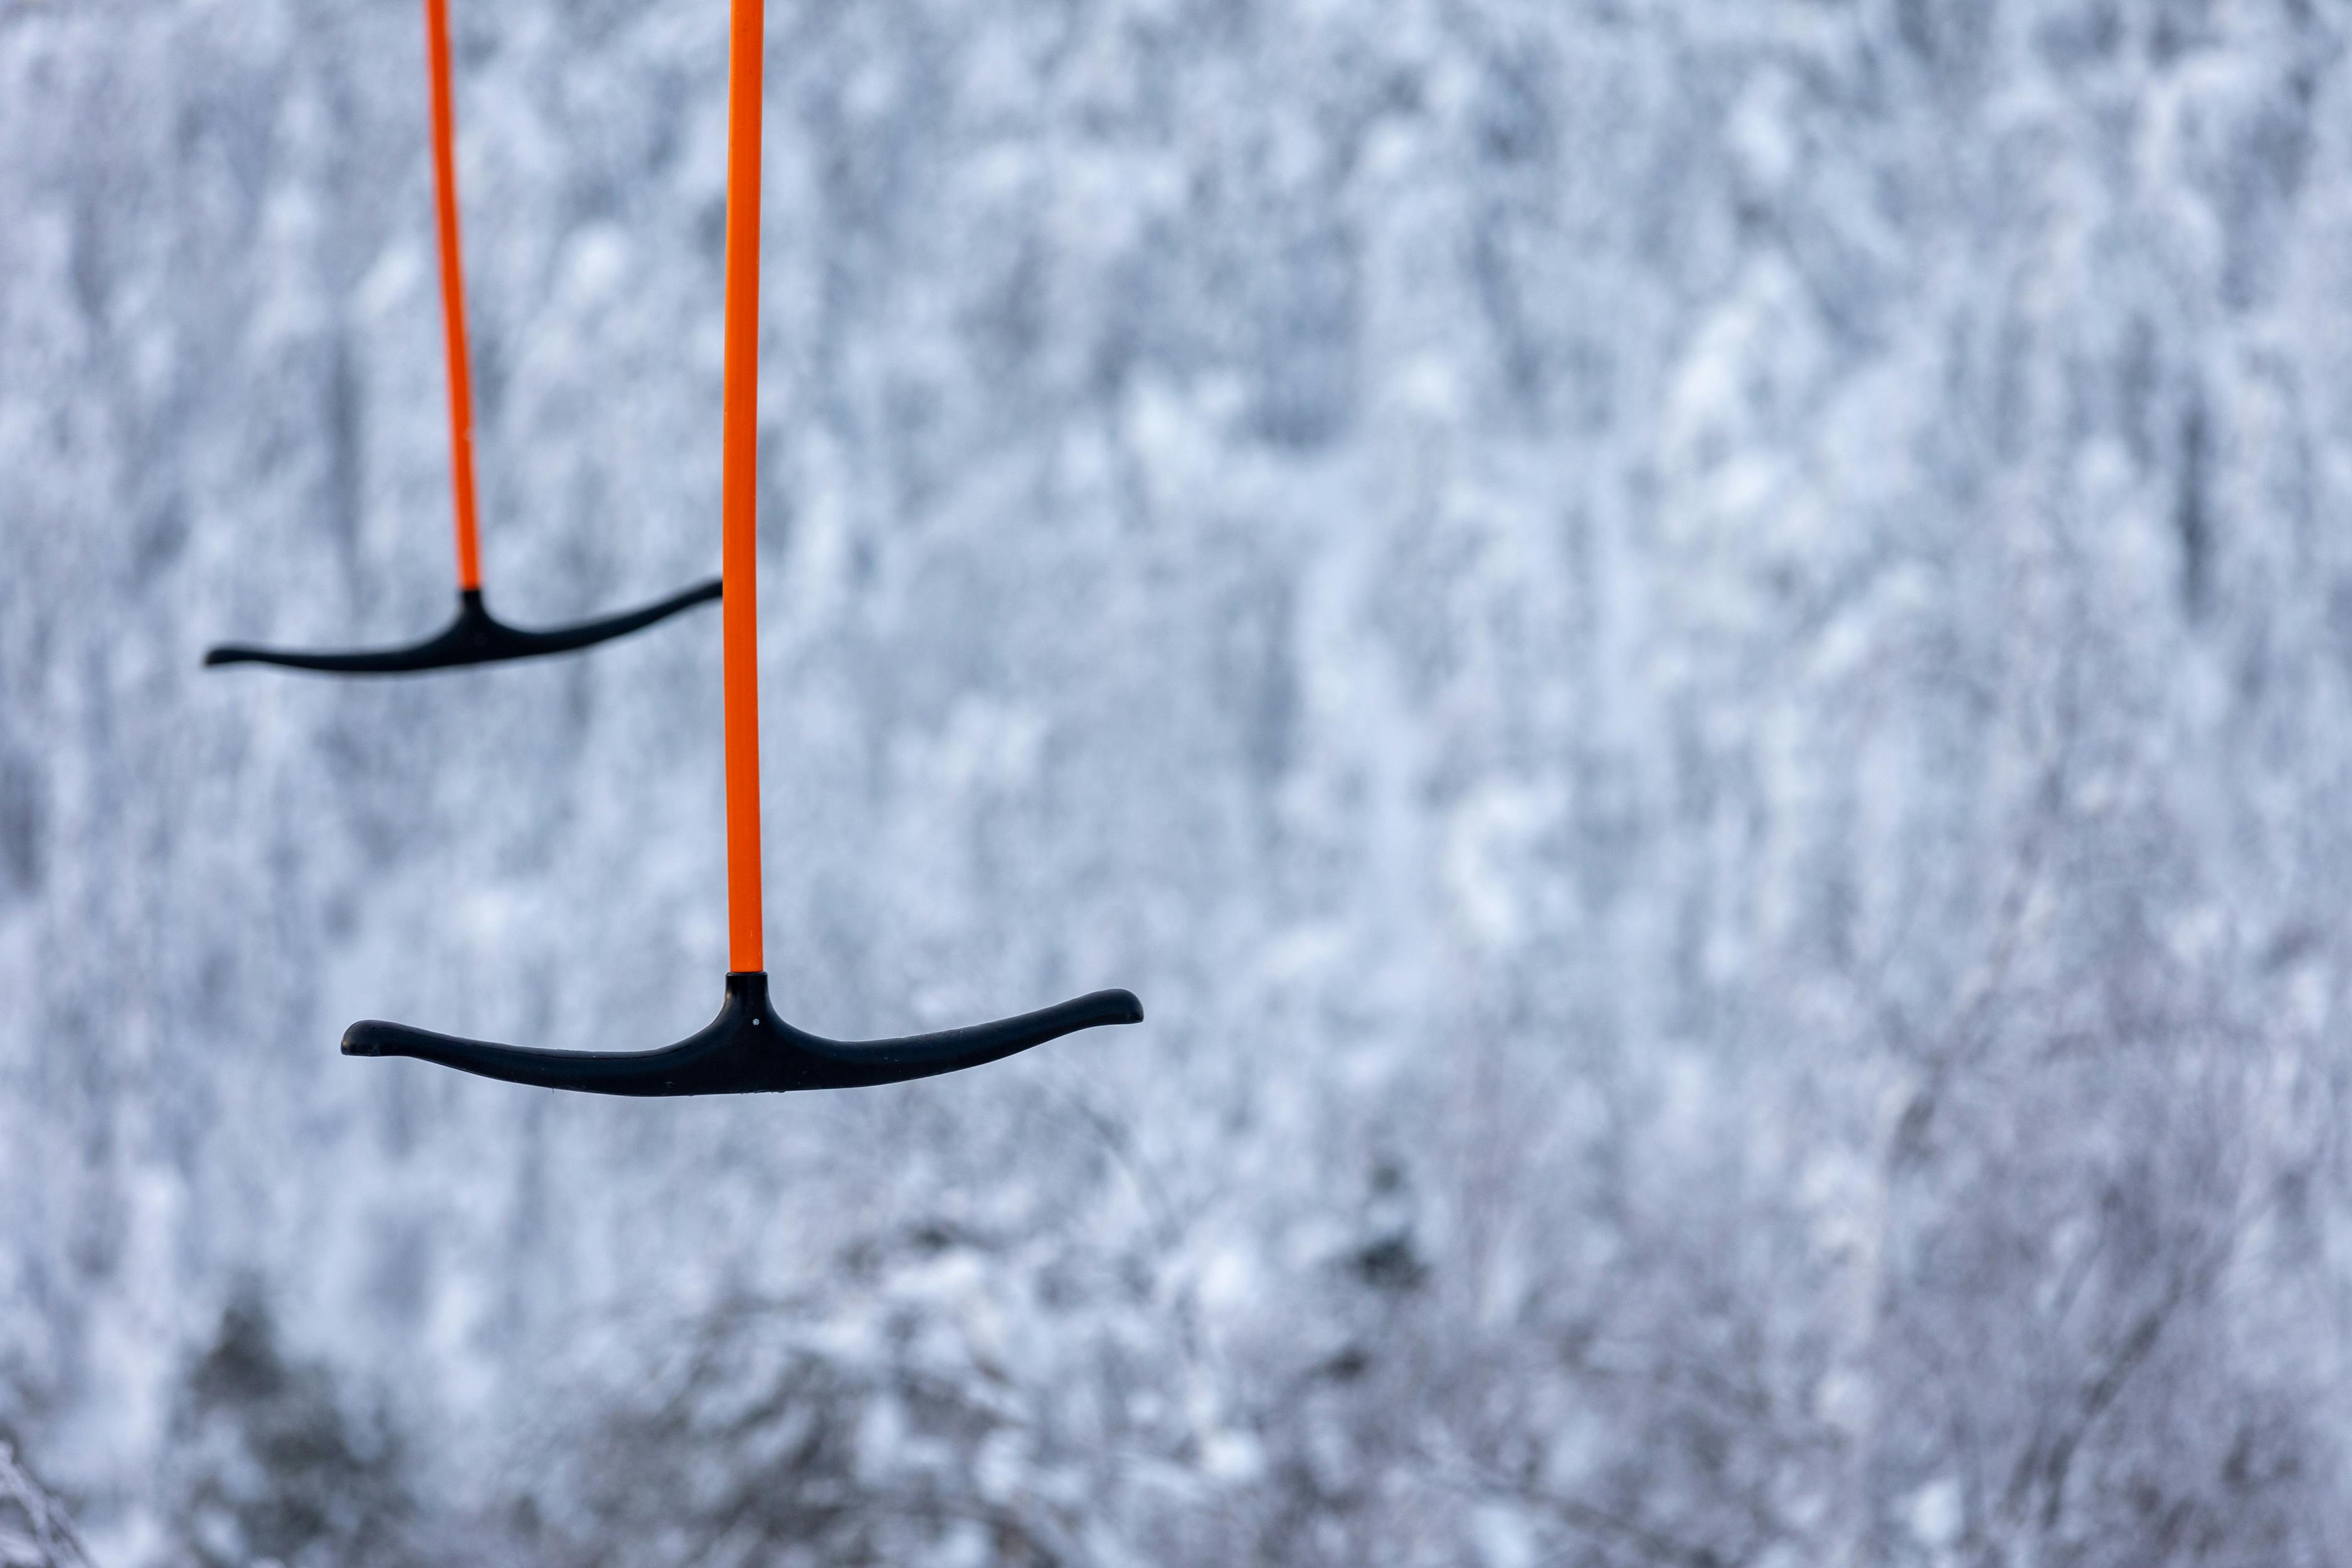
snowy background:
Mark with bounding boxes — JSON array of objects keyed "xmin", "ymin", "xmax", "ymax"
[{"xmin": 6, "ymin": 0, "xmax": 2352, "ymax": 1562}]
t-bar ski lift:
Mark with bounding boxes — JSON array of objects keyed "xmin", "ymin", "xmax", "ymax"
[
  {"xmin": 341, "ymin": 0, "xmax": 1143, "ymax": 1091},
  {"xmin": 205, "ymin": 0, "xmax": 719, "ymax": 674}
]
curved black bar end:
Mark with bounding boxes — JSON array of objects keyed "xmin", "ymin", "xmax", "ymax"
[{"xmin": 341, "ymin": 972, "xmax": 1142, "ymax": 1096}]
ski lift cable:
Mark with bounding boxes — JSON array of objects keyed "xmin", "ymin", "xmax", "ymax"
[
  {"xmin": 339, "ymin": 0, "xmax": 1143, "ymax": 1093},
  {"xmin": 203, "ymin": 0, "xmax": 721, "ymax": 675}
]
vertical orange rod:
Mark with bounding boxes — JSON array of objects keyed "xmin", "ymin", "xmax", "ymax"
[
  {"xmin": 720, "ymin": 0, "xmax": 766, "ymax": 973},
  {"xmin": 423, "ymin": 0, "xmax": 483, "ymax": 591}
]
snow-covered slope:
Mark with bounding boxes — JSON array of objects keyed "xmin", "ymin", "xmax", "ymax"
[{"xmin": 6, "ymin": 1, "xmax": 2352, "ymax": 1562}]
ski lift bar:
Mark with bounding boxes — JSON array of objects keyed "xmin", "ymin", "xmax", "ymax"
[{"xmin": 204, "ymin": 0, "xmax": 718, "ymax": 675}]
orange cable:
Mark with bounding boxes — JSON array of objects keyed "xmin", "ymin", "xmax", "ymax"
[
  {"xmin": 720, "ymin": 0, "xmax": 766, "ymax": 973},
  {"xmin": 423, "ymin": 0, "xmax": 482, "ymax": 591}
]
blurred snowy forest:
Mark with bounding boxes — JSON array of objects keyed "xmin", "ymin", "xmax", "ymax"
[{"xmin": 6, "ymin": 0, "xmax": 2352, "ymax": 1561}]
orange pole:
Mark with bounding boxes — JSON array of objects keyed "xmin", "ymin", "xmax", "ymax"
[
  {"xmin": 423, "ymin": 0, "xmax": 483, "ymax": 591},
  {"xmin": 720, "ymin": 0, "xmax": 765, "ymax": 973}
]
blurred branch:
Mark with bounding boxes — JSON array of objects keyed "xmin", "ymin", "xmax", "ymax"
[{"xmin": 0, "ymin": 1444, "xmax": 90, "ymax": 1568}]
